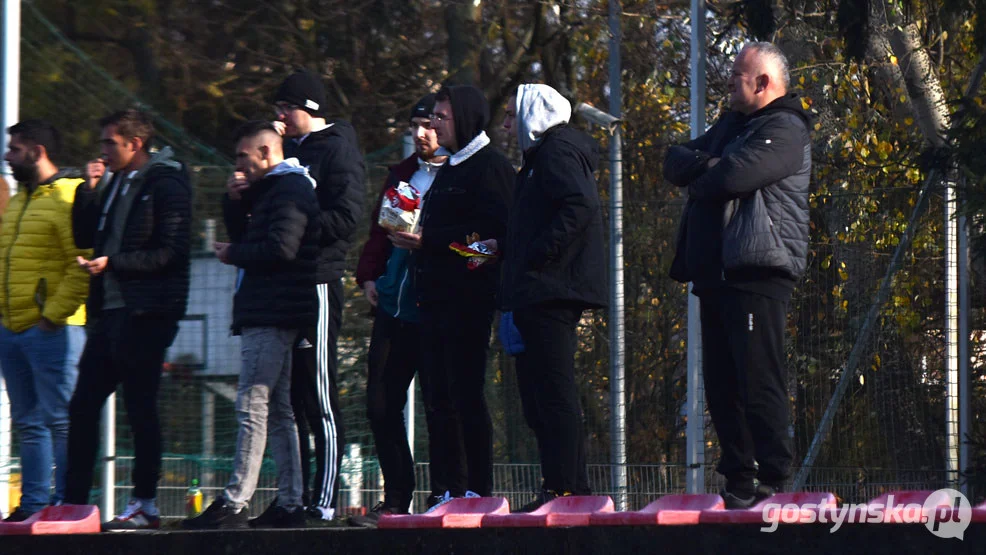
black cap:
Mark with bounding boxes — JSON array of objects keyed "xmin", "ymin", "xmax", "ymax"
[
  {"xmin": 410, "ymin": 93, "xmax": 436, "ymax": 122},
  {"xmin": 274, "ymin": 69, "xmax": 327, "ymax": 116}
]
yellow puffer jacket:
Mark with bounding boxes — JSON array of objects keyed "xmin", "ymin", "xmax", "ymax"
[{"xmin": 0, "ymin": 176, "xmax": 91, "ymax": 332}]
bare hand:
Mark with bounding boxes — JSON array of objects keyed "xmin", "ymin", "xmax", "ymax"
[
  {"xmin": 271, "ymin": 121, "xmax": 286, "ymax": 136},
  {"xmin": 37, "ymin": 317, "xmax": 62, "ymax": 332},
  {"xmin": 363, "ymin": 281, "xmax": 379, "ymax": 307},
  {"xmin": 77, "ymin": 256, "xmax": 109, "ymax": 276},
  {"xmin": 226, "ymin": 172, "xmax": 249, "ymax": 200},
  {"xmin": 84, "ymin": 159, "xmax": 107, "ymax": 190},
  {"xmin": 214, "ymin": 242, "xmax": 232, "ymax": 264},
  {"xmin": 389, "ymin": 230, "xmax": 422, "ymax": 250}
]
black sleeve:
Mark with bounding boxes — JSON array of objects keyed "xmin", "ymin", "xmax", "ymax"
[
  {"xmin": 315, "ymin": 136, "xmax": 366, "ymax": 245},
  {"xmin": 227, "ymin": 185, "xmax": 312, "ymax": 269},
  {"xmin": 421, "ymin": 156, "xmax": 513, "ymax": 252},
  {"xmin": 525, "ymin": 149, "xmax": 598, "ymax": 270},
  {"xmin": 688, "ymin": 114, "xmax": 809, "ymax": 201},
  {"xmin": 72, "ymin": 183, "xmax": 102, "ymax": 249},
  {"xmin": 222, "ymin": 194, "xmax": 250, "ymax": 243},
  {"xmin": 663, "ymin": 145, "xmax": 713, "ymax": 187},
  {"xmin": 108, "ymin": 177, "xmax": 192, "ymax": 275},
  {"xmin": 662, "ymin": 115, "xmax": 734, "ymax": 187}
]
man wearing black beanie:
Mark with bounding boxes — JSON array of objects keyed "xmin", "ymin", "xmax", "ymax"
[
  {"xmin": 390, "ymin": 85, "xmax": 513, "ymax": 510},
  {"xmin": 272, "ymin": 68, "xmax": 366, "ymax": 522},
  {"xmin": 349, "ymin": 93, "xmax": 448, "ymax": 527}
]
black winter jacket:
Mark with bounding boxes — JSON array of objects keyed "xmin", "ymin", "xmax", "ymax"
[
  {"xmin": 415, "ymin": 144, "xmax": 514, "ymax": 306},
  {"xmin": 285, "ymin": 121, "xmax": 366, "ymax": 282},
  {"xmin": 222, "ymin": 168, "xmax": 321, "ymax": 331},
  {"xmin": 667, "ymin": 93, "xmax": 811, "ymax": 294},
  {"xmin": 72, "ymin": 151, "xmax": 192, "ymax": 320},
  {"xmin": 500, "ymin": 125, "xmax": 607, "ymax": 311}
]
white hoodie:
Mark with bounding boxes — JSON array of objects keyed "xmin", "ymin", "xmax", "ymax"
[{"xmin": 515, "ymin": 84, "xmax": 572, "ymax": 152}]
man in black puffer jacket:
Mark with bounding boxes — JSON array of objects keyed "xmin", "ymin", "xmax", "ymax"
[
  {"xmin": 66, "ymin": 109, "xmax": 191, "ymax": 530},
  {"xmin": 391, "ymin": 84, "xmax": 513, "ymax": 508},
  {"xmin": 665, "ymin": 42, "xmax": 811, "ymax": 509},
  {"xmin": 498, "ymin": 84, "xmax": 607, "ymax": 512},
  {"xmin": 272, "ymin": 70, "xmax": 364, "ymax": 519},
  {"xmin": 183, "ymin": 121, "xmax": 320, "ymax": 530}
]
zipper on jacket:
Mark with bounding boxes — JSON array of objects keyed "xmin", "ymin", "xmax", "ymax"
[
  {"xmin": 4, "ymin": 192, "xmax": 35, "ymax": 322},
  {"xmin": 394, "ymin": 267, "xmax": 410, "ymax": 319}
]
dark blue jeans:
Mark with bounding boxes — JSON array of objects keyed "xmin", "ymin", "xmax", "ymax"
[{"xmin": 0, "ymin": 324, "xmax": 85, "ymax": 512}]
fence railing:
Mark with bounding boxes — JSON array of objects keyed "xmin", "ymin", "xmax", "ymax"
[{"xmin": 1, "ymin": 457, "xmax": 948, "ymax": 519}]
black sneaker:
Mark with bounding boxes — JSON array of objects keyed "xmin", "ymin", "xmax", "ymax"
[
  {"xmin": 722, "ymin": 480, "xmax": 778, "ymax": 509},
  {"xmin": 181, "ymin": 497, "xmax": 248, "ymax": 530},
  {"xmin": 514, "ymin": 489, "xmax": 568, "ymax": 513},
  {"xmin": 348, "ymin": 501, "xmax": 408, "ymax": 528},
  {"xmin": 3, "ymin": 506, "xmax": 33, "ymax": 522},
  {"xmin": 249, "ymin": 500, "xmax": 305, "ymax": 529}
]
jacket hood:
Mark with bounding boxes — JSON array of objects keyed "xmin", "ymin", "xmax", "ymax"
[
  {"xmin": 301, "ymin": 120, "xmax": 361, "ymax": 150},
  {"xmin": 137, "ymin": 146, "xmax": 190, "ymax": 187},
  {"xmin": 445, "ymin": 85, "xmax": 490, "ymax": 153},
  {"xmin": 516, "ymin": 84, "xmax": 572, "ymax": 152},
  {"xmin": 753, "ymin": 92, "xmax": 812, "ymax": 126},
  {"xmin": 269, "ymin": 157, "xmax": 317, "ymax": 187}
]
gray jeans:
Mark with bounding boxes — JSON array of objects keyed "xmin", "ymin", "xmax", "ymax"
[{"xmin": 224, "ymin": 327, "xmax": 303, "ymax": 510}]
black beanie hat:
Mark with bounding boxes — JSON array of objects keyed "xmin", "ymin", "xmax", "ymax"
[
  {"xmin": 410, "ymin": 93, "xmax": 436, "ymax": 122},
  {"xmin": 274, "ymin": 69, "xmax": 327, "ymax": 116}
]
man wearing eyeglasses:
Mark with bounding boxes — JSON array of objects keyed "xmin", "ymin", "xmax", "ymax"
[
  {"xmin": 271, "ymin": 69, "xmax": 366, "ymax": 521},
  {"xmin": 393, "ymin": 85, "xmax": 513, "ymax": 511},
  {"xmin": 349, "ymin": 94, "xmax": 447, "ymax": 527}
]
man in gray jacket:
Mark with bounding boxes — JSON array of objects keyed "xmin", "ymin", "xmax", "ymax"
[{"xmin": 664, "ymin": 42, "xmax": 811, "ymax": 508}]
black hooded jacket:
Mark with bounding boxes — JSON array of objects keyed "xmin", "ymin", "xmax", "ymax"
[
  {"xmin": 665, "ymin": 93, "xmax": 812, "ymax": 299},
  {"xmin": 414, "ymin": 85, "xmax": 514, "ymax": 306},
  {"xmin": 72, "ymin": 152, "xmax": 192, "ymax": 319},
  {"xmin": 500, "ymin": 125, "xmax": 607, "ymax": 311},
  {"xmin": 285, "ymin": 120, "xmax": 365, "ymax": 282}
]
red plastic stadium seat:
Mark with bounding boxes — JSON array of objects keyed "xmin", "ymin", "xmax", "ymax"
[
  {"xmin": 377, "ymin": 496, "xmax": 510, "ymax": 529},
  {"xmin": 590, "ymin": 494, "xmax": 724, "ymax": 526},
  {"xmin": 0, "ymin": 504, "xmax": 101, "ymax": 535},
  {"xmin": 482, "ymin": 495, "xmax": 614, "ymax": 528},
  {"xmin": 700, "ymin": 491, "xmax": 837, "ymax": 524}
]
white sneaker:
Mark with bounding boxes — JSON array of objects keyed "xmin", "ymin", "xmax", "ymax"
[{"xmin": 306, "ymin": 505, "xmax": 335, "ymax": 521}]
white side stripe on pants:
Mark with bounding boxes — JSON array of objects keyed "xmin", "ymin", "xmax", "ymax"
[{"xmin": 315, "ymin": 283, "xmax": 339, "ymax": 508}]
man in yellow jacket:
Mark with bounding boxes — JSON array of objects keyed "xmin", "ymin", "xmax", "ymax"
[{"xmin": 0, "ymin": 120, "xmax": 90, "ymax": 521}]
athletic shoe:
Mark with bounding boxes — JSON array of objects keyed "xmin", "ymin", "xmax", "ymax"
[
  {"xmin": 180, "ymin": 497, "xmax": 248, "ymax": 530},
  {"xmin": 249, "ymin": 499, "xmax": 305, "ymax": 528},
  {"xmin": 425, "ymin": 490, "xmax": 480, "ymax": 514},
  {"xmin": 3, "ymin": 506, "xmax": 33, "ymax": 522},
  {"xmin": 348, "ymin": 501, "xmax": 408, "ymax": 528},
  {"xmin": 305, "ymin": 504, "xmax": 336, "ymax": 521},
  {"xmin": 514, "ymin": 489, "xmax": 570, "ymax": 513},
  {"xmin": 102, "ymin": 499, "xmax": 161, "ymax": 531}
]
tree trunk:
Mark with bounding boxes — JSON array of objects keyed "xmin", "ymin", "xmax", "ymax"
[{"xmin": 445, "ymin": 1, "xmax": 483, "ymax": 86}]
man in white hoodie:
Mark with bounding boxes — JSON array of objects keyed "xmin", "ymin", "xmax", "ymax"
[
  {"xmin": 499, "ymin": 84, "xmax": 607, "ymax": 511},
  {"xmin": 183, "ymin": 121, "xmax": 321, "ymax": 529}
]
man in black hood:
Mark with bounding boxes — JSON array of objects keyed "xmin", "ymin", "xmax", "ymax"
[
  {"xmin": 664, "ymin": 42, "xmax": 811, "ymax": 508},
  {"xmin": 391, "ymin": 84, "xmax": 513, "ymax": 509},
  {"xmin": 497, "ymin": 84, "xmax": 607, "ymax": 512},
  {"xmin": 271, "ymin": 69, "xmax": 365, "ymax": 520}
]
